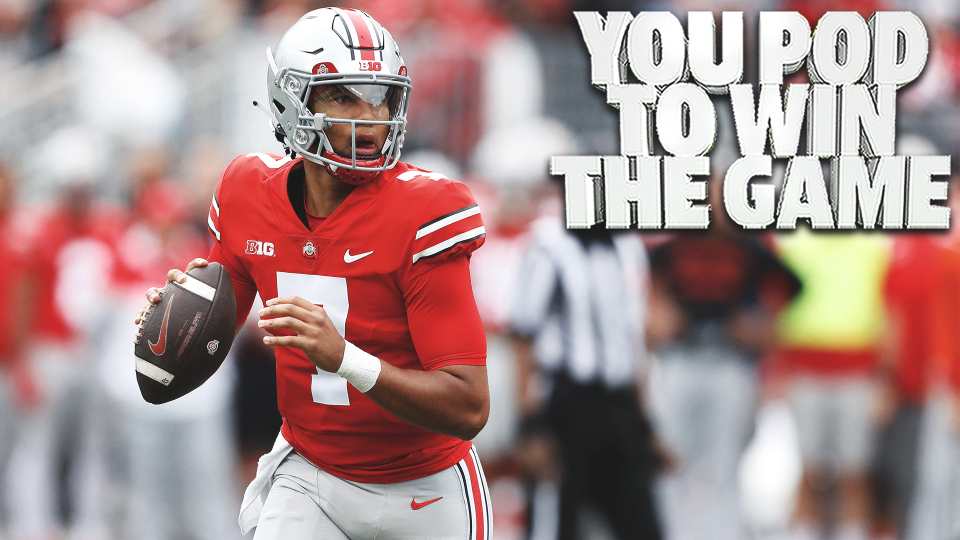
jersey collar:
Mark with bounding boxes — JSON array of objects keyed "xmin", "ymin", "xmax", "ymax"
[{"xmin": 265, "ymin": 158, "xmax": 386, "ymax": 264}]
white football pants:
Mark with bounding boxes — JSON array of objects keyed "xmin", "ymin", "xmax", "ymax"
[{"xmin": 253, "ymin": 446, "xmax": 492, "ymax": 540}]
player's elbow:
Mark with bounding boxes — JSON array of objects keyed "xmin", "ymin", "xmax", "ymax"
[
  {"xmin": 456, "ymin": 399, "xmax": 489, "ymax": 441},
  {"xmin": 438, "ymin": 364, "xmax": 489, "ymax": 440}
]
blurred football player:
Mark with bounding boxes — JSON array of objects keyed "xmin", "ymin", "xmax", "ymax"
[
  {"xmin": 8, "ymin": 127, "xmax": 118, "ymax": 540},
  {"xmin": 0, "ymin": 161, "xmax": 32, "ymax": 540},
  {"xmin": 776, "ymin": 230, "xmax": 891, "ymax": 540},
  {"xmin": 648, "ymin": 175, "xmax": 800, "ymax": 540},
  {"xmin": 135, "ymin": 8, "xmax": 491, "ymax": 540}
]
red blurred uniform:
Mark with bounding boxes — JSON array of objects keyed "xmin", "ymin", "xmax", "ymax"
[
  {"xmin": 884, "ymin": 235, "xmax": 960, "ymax": 403},
  {"xmin": 933, "ymin": 240, "xmax": 960, "ymax": 396},
  {"xmin": 0, "ymin": 215, "xmax": 29, "ymax": 367},
  {"xmin": 26, "ymin": 205, "xmax": 126, "ymax": 346}
]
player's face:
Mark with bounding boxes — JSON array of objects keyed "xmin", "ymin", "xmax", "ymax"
[{"xmin": 311, "ymin": 84, "xmax": 397, "ymax": 157}]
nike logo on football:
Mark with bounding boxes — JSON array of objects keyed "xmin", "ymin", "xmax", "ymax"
[
  {"xmin": 344, "ymin": 249, "xmax": 373, "ymax": 263},
  {"xmin": 148, "ymin": 292, "xmax": 175, "ymax": 356},
  {"xmin": 411, "ymin": 496, "xmax": 442, "ymax": 510}
]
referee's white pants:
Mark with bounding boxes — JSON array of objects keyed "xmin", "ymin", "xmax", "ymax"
[{"xmin": 253, "ymin": 446, "xmax": 492, "ymax": 540}]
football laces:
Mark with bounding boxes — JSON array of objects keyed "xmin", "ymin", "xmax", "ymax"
[
  {"xmin": 134, "ymin": 315, "xmax": 146, "ymax": 344},
  {"xmin": 133, "ymin": 288, "xmax": 166, "ymax": 344}
]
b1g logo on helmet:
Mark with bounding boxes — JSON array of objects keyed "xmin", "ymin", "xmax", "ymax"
[
  {"xmin": 302, "ymin": 240, "xmax": 318, "ymax": 259},
  {"xmin": 246, "ymin": 240, "xmax": 275, "ymax": 257}
]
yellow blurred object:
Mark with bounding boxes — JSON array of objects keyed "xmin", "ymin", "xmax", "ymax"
[{"xmin": 775, "ymin": 228, "xmax": 892, "ymax": 350}]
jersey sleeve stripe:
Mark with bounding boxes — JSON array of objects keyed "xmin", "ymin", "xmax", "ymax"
[
  {"xmin": 208, "ymin": 214, "xmax": 221, "ymax": 242},
  {"xmin": 416, "ymin": 204, "xmax": 479, "ymax": 239},
  {"xmin": 412, "ymin": 226, "xmax": 485, "ymax": 264}
]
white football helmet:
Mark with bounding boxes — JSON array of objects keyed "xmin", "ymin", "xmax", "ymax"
[{"xmin": 265, "ymin": 8, "xmax": 411, "ymax": 184}]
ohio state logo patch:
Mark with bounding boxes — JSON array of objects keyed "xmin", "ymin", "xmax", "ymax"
[
  {"xmin": 302, "ymin": 240, "xmax": 318, "ymax": 259},
  {"xmin": 287, "ymin": 235, "xmax": 327, "ymax": 267},
  {"xmin": 312, "ymin": 62, "xmax": 337, "ymax": 75},
  {"xmin": 207, "ymin": 340, "xmax": 219, "ymax": 355}
]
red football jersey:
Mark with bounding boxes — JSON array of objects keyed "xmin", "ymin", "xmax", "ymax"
[{"xmin": 207, "ymin": 153, "xmax": 487, "ymax": 483}]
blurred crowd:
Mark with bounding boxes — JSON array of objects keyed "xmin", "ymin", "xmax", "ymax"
[{"xmin": 0, "ymin": 0, "xmax": 959, "ymax": 540}]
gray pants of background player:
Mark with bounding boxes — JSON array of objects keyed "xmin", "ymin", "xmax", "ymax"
[
  {"xmin": 124, "ymin": 408, "xmax": 240, "ymax": 540},
  {"xmin": 653, "ymin": 344, "xmax": 758, "ymax": 540},
  {"xmin": 788, "ymin": 375, "xmax": 876, "ymax": 472},
  {"xmin": 254, "ymin": 447, "xmax": 492, "ymax": 540},
  {"xmin": 905, "ymin": 391, "xmax": 960, "ymax": 540},
  {"xmin": 0, "ymin": 371, "xmax": 18, "ymax": 533}
]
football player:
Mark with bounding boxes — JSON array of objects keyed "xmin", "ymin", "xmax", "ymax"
[{"xmin": 135, "ymin": 8, "xmax": 492, "ymax": 540}]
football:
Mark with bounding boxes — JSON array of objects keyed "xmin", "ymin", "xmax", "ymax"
[{"xmin": 134, "ymin": 262, "xmax": 237, "ymax": 404}]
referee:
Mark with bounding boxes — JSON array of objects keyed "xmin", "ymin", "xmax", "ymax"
[{"xmin": 511, "ymin": 216, "xmax": 662, "ymax": 540}]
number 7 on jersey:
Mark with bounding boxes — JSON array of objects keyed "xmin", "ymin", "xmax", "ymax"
[{"xmin": 276, "ymin": 272, "xmax": 351, "ymax": 406}]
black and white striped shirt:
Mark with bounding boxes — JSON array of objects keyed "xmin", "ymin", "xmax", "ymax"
[{"xmin": 511, "ymin": 217, "xmax": 648, "ymax": 389}]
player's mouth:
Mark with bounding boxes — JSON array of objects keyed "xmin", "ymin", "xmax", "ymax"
[{"xmin": 353, "ymin": 133, "xmax": 380, "ymax": 156}]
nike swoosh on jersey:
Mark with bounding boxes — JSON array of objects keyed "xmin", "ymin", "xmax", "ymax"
[
  {"xmin": 344, "ymin": 249, "xmax": 374, "ymax": 263},
  {"xmin": 411, "ymin": 496, "xmax": 443, "ymax": 510},
  {"xmin": 148, "ymin": 292, "xmax": 175, "ymax": 356}
]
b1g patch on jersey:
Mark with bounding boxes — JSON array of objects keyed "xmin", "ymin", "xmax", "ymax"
[{"xmin": 246, "ymin": 240, "xmax": 275, "ymax": 257}]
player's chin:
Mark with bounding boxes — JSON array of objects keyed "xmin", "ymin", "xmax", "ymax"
[{"xmin": 334, "ymin": 147, "xmax": 382, "ymax": 160}]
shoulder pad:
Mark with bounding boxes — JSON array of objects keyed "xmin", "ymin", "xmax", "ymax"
[{"xmin": 208, "ymin": 153, "xmax": 294, "ymax": 243}]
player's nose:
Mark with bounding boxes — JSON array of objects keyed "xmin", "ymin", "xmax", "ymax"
[{"xmin": 356, "ymin": 100, "xmax": 387, "ymax": 121}]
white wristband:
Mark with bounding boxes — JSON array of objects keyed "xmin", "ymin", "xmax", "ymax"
[{"xmin": 337, "ymin": 341, "xmax": 381, "ymax": 393}]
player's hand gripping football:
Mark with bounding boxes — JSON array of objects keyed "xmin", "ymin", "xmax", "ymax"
[
  {"xmin": 258, "ymin": 296, "xmax": 347, "ymax": 373},
  {"xmin": 134, "ymin": 257, "xmax": 209, "ymax": 327}
]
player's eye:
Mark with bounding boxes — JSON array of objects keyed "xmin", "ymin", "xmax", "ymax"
[{"xmin": 313, "ymin": 86, "xmax": 354, "ymax": 106}]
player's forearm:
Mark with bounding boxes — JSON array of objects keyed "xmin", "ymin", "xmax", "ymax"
[
  {"xmin": 257, "ymin": 297, "xmax": 490, "ymax": 439},
  {"xmin": 364, "ymin": 363, "xmax": 489, "ymax": 441}
]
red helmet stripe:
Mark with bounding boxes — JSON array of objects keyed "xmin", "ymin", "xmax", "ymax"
[{"xmin": 342, "ymin": 10, "xmax": 376, "ymax": 60}]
